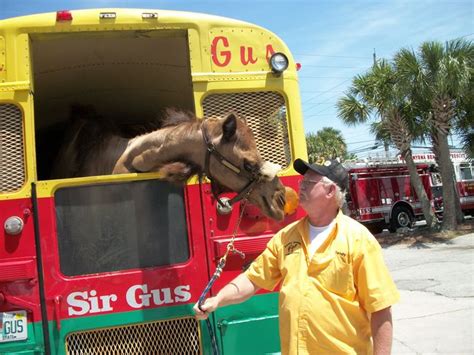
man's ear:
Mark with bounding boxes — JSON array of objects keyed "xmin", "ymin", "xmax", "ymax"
[
  {"xmin": 326, "ymin": 183, "xmax": 336, "ymax": 197},
  {"xmin": 222, "ymin": 113, "xmax": 237, "ymax": 142}
]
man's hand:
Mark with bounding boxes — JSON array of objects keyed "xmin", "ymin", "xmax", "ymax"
[
  {"xmin": 193, "ymin": 297, "xmax": 219, "ymax": 320},
  {"xmin": 193, "ymin": 274, "xmax": 260, "ymax": 321}
]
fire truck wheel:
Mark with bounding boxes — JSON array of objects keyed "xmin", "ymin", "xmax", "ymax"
[
  {"xmin": 366, "ymin": 223, "xmax": 385, "ymax": 234},
  {"xmin": 389, "ymin": 205, "xmax": 414, "ymax": 232}
]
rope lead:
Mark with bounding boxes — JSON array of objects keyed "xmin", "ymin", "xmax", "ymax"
[{"xmin": 197, "ymin": 199, "xmax": 248, "ymax": 355}]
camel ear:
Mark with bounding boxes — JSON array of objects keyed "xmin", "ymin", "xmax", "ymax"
[{"xmin": 222, "ymin": 113, "xmax": 237, "ymax": 142}]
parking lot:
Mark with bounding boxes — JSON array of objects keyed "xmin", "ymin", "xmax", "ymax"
[{"xmin": 382, "ymin": 234, "xmax": 474, "ymax": 354}]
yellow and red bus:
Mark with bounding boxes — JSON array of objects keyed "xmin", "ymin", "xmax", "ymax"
[{"xmin": 0, "ymin": 8, "xmax": 307, "ymax": 354}]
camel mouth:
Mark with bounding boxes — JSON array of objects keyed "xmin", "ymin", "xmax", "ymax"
[{"xmin": 249, "ymin": 186, "xmax": 286, "ymax": 221}]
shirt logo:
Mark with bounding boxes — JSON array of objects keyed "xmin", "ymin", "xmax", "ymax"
[{"xmin": 284, "ymin": 241, "xmax": 301, "ymax": 255}]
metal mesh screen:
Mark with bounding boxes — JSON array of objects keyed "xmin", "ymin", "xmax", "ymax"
[
  {"xmin": 66, "ymin": 317, "xmax": 201, "ymax": 355},
  {"xmin": 0, "ymin": 104, "xmax": 25, "ymax": 193},
  {"xmin": 202, "ymin": 92, "xmax": 291, "ymax": 169}
]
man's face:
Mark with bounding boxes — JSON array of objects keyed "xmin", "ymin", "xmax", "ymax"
[{"xmin": 298, "ymin": 171, "xmax": 332, "ymax": 212}]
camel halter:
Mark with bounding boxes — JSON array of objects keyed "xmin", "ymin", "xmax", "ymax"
[
  {"xmin": 200, "ymin": 120, "xmax": 257, "ymax": 355},
  {"xmin": 201, "ymin": 121, "xmax": 261, "ymax": 211}
]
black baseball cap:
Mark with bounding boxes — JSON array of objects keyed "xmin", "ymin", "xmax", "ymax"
[{"xmin": 294, "ymin": 158, "xmax": 348, "ymax": 192}]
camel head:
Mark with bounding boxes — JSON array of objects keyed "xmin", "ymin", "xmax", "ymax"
[{"xmin": 203, "ymin": 113, "xmax": 286, "ymax": 221}]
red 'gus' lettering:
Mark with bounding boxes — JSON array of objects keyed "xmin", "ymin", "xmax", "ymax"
[{"xmin": 211, "ymin": 36, "xmax": 276, "ymax": 68}]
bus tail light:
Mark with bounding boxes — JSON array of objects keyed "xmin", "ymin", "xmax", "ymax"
[
  {"xmin": 4, "ymin": 216, "xmax": 24, "ymax": 235},
  {"xmin": 56, "ymin": 10, "xmax": 73, "ymax": 22}
]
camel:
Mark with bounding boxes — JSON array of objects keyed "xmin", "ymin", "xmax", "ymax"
[{"xmin": 52, "ymin": 107, "xmax": 286, "ymax": 220}]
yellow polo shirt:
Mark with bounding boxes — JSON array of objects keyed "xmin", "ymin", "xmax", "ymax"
[{"xmin": 245, "ymin": 211, "xmax": 400, "ymax": 354}]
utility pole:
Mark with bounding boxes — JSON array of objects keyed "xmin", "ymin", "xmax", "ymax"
[{"xmin": 373, "ymin": 48, "xmax": 389, "ymax": 157}]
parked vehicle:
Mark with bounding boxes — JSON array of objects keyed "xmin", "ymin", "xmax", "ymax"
[
  {"xmin": 345, "ymin": 161, "xmax": 441, "ymax": 233},
  {"xmin": 0, "ymin": 8, "xmax": 306, "ymax": 355},
  {"xmin": 456, "ymin": 159, "xmax": 474, "ymax": 216},
  {"xmin": 345, "ymin": 151, "xmax": 473, "ymax": 234},
  {"xmin": 410, "ymin": 151, "xmax": 474, "ymax": 217}
]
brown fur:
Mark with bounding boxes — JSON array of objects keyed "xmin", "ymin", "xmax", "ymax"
[{"xmin": 52, "ymin": 106, "xmax": 286, "ymax": 220}]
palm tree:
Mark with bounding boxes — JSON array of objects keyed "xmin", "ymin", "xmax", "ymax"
[
  {"xmin": 337, "ymin": 60, "xmax": 438, "ymax": 229},
  {"xmin": 455, "ymin": 74, "xmax": 474, "ymax": 158},
  {"xmin": 395, "ymin": 39, "xmax": 473, "ymax": 230},
  {"xmin": 305, "ymin": 127, "xmax": 354, "ymax": 163}
]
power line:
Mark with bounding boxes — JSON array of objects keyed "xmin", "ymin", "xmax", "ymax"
[
  {"xmin": 304, "ymin": 91, "xmax": 344, "ymax": 113},
  {"xmin": 301, "ymin": 113, "xmax": 339, "ymax": 117},
  {"xmin": 304, "ymin": 104, "xmax": 336, "ymax": 118},
  {"xmin": 457, "ymin": 32, "xmax": 474, "ymax": 39},
  {"xmin": 346, "ymin": 139, "xmax": 378, "ymax": 145},
  {"xmin": 301, "ymin": 64, "xmax": 369, "ymax": 69},
  {"xmin": 301, "ymin": 78, "xmax": 351, "ymax": 104},
  {"xmin": 300, "ymin": 62, "xmax": 372, "ymax": 105},
  {"xmin": 376, "ymin": 33, "xmax": 474, "ymax": 58},
  {"xmin": 305, "ymin": 101, "xmax": 335, "ymax": 105},
  {"xmin": 300, "ymin": 90, "xmax": 345, "ymax": 93},
  {"xmin": 295, "ymin": 53, "xmax": 371, "ymax": 59},
  {"xmin": 299, "ymin": 75, "xmax": 354, "ymax": 79},
  {"xmin": 349, "ymin": 145, "xmax": 381, "ymax": 154}
]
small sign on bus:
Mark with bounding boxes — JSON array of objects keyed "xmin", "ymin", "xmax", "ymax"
[{"xmin": 0, "ymin": 311, "xmax": 27, "ymax": 343}]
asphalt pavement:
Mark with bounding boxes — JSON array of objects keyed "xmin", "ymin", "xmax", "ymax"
[{"xmin": 382, "ymin": 233, "xmax": 474, "ymax": 354}]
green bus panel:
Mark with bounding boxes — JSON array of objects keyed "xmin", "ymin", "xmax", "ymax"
[
  {"xmin": 0, "ymin": 322, "xmax": 45, "ymax": 354},
  {"xmin": 215, "ymin": 292, "xmax": 280, "ymax": 355},
  {"xmin": 1, "ymin": 293, "xmax": 279, "ymax": 355}
]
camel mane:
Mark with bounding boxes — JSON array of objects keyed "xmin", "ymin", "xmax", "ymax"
[{"xmin": 160, "ymin": 107, "xmax": 200, "ymax": 128}]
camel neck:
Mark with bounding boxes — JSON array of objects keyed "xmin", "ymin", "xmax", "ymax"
[{"xmin": 121, "ymin": 121, "xmax": 205, "ymax": 173}]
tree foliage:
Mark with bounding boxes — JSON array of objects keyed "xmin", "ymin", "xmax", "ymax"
[
  {"xmin": 305, "ymin": 127, "xmax": 355, "ymax": 163},
  {"xmin": 335, "ymin": 38, "xmax": 472, "ymax": 231},
  {"xmin": 336, "ymin": 58, "xmax": 439, "ymax": 229},
  {"xmin": 394, "ymin": 39, "xmax": 473, "ymax": 230}
]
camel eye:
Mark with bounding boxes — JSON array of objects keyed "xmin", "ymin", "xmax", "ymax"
[{"xmin": 244, "ymin": 159, "xmax": 259, "ymax": 174}]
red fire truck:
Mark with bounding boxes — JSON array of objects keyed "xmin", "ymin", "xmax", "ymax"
[
  {"xmin": 456, "ymin": 159, "xmax": 474, "ymax": 215},
  {"xmin": 345, "ymin": 151, "xmax": 473, "ymax": 234},
  {"xmin": 411, "ymin": 152, "xmax": 474, "ymax": 216},
  {"xmin": 345, "ymin": 161, "xmax": 442, "ymax": 234}
]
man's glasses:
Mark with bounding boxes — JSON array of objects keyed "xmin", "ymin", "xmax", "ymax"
[{"xmin": 299, "ymin": 179, "xmax": 323, "ymax": 186}]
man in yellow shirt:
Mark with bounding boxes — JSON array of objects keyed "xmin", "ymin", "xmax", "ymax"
[{"xmin": 194, "ymin": 158, "xmax": 400, "ymax": 354}]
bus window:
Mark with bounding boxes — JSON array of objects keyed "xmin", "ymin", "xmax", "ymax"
[
  {"xmin": 55, "ymin": 180, "xmax": 189, "ymax": 276},
  {"xmin": 430, "ymin": 171, "xmax": 442, "ymax": 186},
  {"xmin": 460, "ymin": 163, "xmax": 473, "ymax": 180},
  {"xmin": 31, "ymin": 30, "xmax": 194, "ymax": 180}
]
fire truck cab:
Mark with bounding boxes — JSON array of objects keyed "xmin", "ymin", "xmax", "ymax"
[
  {"xmin": 455, "ymin": 160, "xmax": 474, "ymax": 215},
  {"xmin": 411, "ymin": 151, "xmax": 474, "ymax": 217},
  {"xmin": 345, "ymin": 162, "xmax": 439, "ymax": 234}
]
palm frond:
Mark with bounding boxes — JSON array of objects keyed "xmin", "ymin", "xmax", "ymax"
[{"xmin": 336, "ymin": 94, "xmax": 371, "ymax": 125}]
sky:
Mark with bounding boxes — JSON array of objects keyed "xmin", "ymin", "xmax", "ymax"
[{"xmin": 1, "ymin": 0, "xmax": 472, "ymax": 158}]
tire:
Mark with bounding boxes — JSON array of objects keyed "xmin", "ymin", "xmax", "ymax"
[
  {"xmin": 389, "ymin": 205, "xmax": 414, "ymax": 232},
  {"xmin": 366, "ymin": 222, "xmax": 385, "ymax": 235}
]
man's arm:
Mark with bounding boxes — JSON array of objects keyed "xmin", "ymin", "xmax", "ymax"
[
  {"xmin": 193, "ymin": 273, "xmax": 260, "ymax": 320},
  {"xmin": 371, "ymin": 306, "xmax": 393, "ymax": 355}
]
